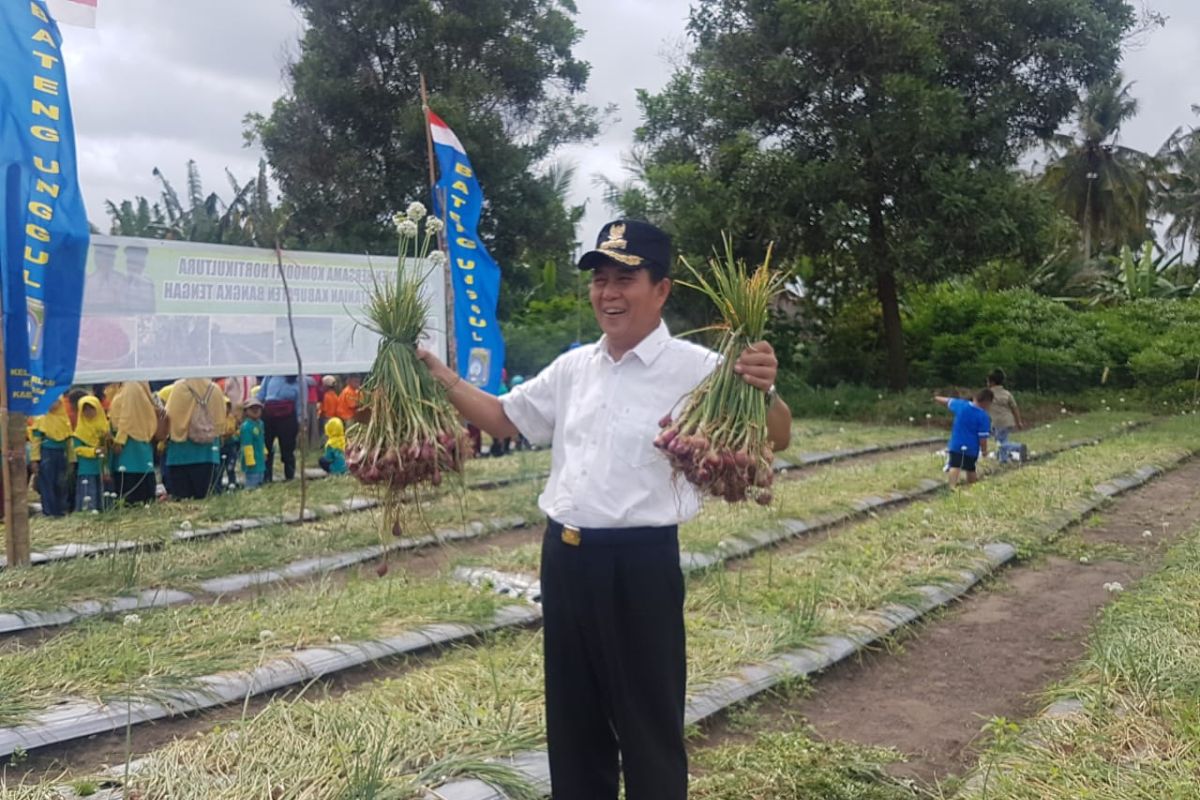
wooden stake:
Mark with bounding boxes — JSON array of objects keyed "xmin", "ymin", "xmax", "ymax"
[
  {"xmin": 419, "ymin": 73, "xmax": 457, "ymax": 371},
  {"xmin": 0, "ymin": 308, "xmax": 29, "ymax": 567}
]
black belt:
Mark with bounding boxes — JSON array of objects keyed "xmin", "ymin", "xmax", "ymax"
[{"xmin": 547, "ymin": 518, "xmax": 678, "ymax": 548}]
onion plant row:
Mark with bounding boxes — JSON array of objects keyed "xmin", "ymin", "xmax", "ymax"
[
  {"xmin": 18, "ymin": 418, "xmax": 940, "ymax": 551},
  {"xmin": 0, "ymin": 416, "xmax": 1060, "ymax": 613},
  {"xmin": 2, "ymin": 417, "xmax": 1193, "ymax": 796}
]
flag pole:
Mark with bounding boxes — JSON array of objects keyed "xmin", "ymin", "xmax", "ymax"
[{"xmin": 420, "ymin": 74, "xmax": 457, "ymax": 373}]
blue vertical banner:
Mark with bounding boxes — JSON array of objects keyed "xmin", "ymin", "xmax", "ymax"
[
  {"xmin": 0, "ymin": 0, "xmax": 89, "ymax": 415},
  {"xmin": 427, "ymin": 110, "xmax": 505, "ymax": 395}
]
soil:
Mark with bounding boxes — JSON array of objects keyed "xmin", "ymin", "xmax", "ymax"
[{"xmin": 697, "ymin": 457, "xmax": 1200, "ymax": 790}]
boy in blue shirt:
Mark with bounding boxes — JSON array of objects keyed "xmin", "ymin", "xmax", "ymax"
[{"xmin": 934, "ymin": 390, "xmax": 993, "ymax": 488}]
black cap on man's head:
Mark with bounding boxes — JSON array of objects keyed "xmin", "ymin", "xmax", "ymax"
[{"xmin": 577, "ymin": 219, "xmax": 672, "ymax": 280}]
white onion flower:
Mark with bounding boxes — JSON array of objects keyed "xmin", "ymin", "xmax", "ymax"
[
  {"xmin": 429, "ymin": 250, "xmax": 448, "ymax": 268},
  {"xmin": 406, "ymin": 201, "xmax": 427, "ymax": 222},
  {"xmin": 123, "ymin": 614, "xmax": 142, "ymax": 627},
  {"xmin": 426, "ymin": 217, "xmax": 444, "ymax": 234},
  {"xmin": 397, "ymin": 219, "xmax": 419, "ymax": 238}
]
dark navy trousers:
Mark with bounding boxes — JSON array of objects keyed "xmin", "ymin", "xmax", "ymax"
[{"xmin": 540, "ymin": 520, "xmax": 688, "ymax": 800}]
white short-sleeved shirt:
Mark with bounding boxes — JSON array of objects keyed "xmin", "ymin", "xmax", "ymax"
[{"xmin": 501, "ymin": 321, "xmax": 718, "ymax": 529}]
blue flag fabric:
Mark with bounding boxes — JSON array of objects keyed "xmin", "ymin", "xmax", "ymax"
[
  {"xmin": 427, "ymin": 110, "xmax": 505, "ymax": 395},
  {"xmin": 0, "ymin": 0, "xmax": 89, "ymax": 415}
]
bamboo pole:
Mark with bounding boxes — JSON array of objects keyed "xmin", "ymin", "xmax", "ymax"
[
  {"xmin": 419, "ymin": 73, "xmax": 457, "ymax": 372},
  {"xmin": 0, "ymin": 308, "xmax": 29, "ymax": 566},
  {"xmin": 275, "ymin": 241, "xmax": 308, "ymax": 517}
]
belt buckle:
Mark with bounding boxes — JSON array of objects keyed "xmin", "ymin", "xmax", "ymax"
[{"xmin": 561, "ymin": 526, "xmax": 582, "ymax": 546}]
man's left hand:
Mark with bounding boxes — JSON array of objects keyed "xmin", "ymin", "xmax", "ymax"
[{"xmin": 734, "ymin": 341, "xmax": 778, "ymax": 393}]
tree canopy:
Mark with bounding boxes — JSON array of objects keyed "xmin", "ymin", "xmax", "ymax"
[
  {"xmin": 623, "ymin": 0, "xmax": 1135, "ymax": 388},
  {"xmin": 247, "ymin": 0, "xmax": 598, "ymax": 315}
]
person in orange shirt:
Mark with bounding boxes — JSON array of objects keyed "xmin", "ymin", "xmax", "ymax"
[
  {"xmin": 319, "ymin": 376, "xmax": 341, "ymax": 429},
  {"xmin": 337, "ymin": 375, "xmax": 361, "ymax": 422}
]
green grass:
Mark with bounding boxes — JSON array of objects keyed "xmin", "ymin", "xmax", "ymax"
[
  {"xmin": 782, "ymin": 419, "xmax": 939, "ymax": 459},
  {"xmin": 14, "ymin": 418, "xmax": 950, "ymax": 551},
  {"xmin": 21, "ymin": 450, "xmax": 554, "ymax": 550},
  {"xmin": 0, "ymin": 571, "xmax": 500, "ymax": 728},
  {"xmin": 462, "ymin": 411, "xmax": 1148, "ymax": 569},
  {"xmin": 3, "ymin": 417, "xmax": 1035, "ymax": 611},
  {"xmin": 0, "ymin": 486, "xmax": 541, "ymax": 612},
  {"xmin": 958, "ymin": 516, "xmax": 1200, "ymax": 799},
  {"xmin": 690, "ymin": 729, "xmax": 914, "ymax": 799},
  {"xmin": 5, "ymin": 416, "xmax": 1193, "ymax": 796}
]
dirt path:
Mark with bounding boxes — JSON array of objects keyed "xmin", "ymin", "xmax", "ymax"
[{"xmin": 697, "ymin": 457, "xmax": 1200, "ymax": 789}]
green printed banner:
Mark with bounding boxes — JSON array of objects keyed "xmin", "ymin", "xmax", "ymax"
[{"xmin": 74, "ymin": 235, "xmax": 445, "ymax": 382}]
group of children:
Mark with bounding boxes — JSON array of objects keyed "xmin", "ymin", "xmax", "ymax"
[
  {"xmin": 934, "ymin": 369, "xmax": 1024, "ymax": 488},
  {"xmin": 27, "ymin": 376, "xmax": 355, "ymax": 517}
]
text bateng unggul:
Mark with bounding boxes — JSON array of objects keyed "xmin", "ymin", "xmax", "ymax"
[
  {"xmin": 429, "ymin": 111, "xmax": 506, "ymax": 395},
  {"xmin": 0, "ymin": 0, "xmax": 90, "ymax": 413}
]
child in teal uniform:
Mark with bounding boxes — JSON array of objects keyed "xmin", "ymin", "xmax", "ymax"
[
  {"xmin": 110, "ymin": 382, "xmax": 161, "ymax": 505},
  {"xmin": 240, "ymin": 398, "xmax": 267, "ymax": 488},
  {"xmin": 32, "ymin": 398, "xmax": 72, "ymax": 517},
  {"xmin": 319, "ymin": 417, "xmax": 347, "ymax": 475},
  {"xmin": 72, "ymin": 396, "xmax": 109, "ymax": 512}
]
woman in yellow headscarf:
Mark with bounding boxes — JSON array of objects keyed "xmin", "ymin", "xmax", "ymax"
[
  {"xmin": 72, "ymin": 396, "xmax": 110, "ymax": 512},
  {"xmin": 110, "ymin": 381, "xmax": 160, "ymax": 505},
  {"xmin": 163, "ymin": 377, "xmax": 227, "ymax": 500},
  {"xmin": 32, "ymin": 397, "xmax": 72, "ymax": 517}
]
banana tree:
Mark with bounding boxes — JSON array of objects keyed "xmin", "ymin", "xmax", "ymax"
[{"xmin": 1089, "ymin": 241, "xmax": 1189, "ymax": 304}]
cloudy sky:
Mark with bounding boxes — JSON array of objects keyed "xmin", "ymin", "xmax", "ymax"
[{"xmin": 60, "ymin": 0, "xmax": 1200, "ymax": 249}]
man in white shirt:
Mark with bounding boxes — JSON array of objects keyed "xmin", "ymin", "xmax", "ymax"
[{"xmin": 418, "ymin": 220, "xmax": 791, "ymax": 799}]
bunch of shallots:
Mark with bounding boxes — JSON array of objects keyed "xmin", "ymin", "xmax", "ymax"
[
  {"xmin": 655, "ymin": 237, "xmax": 787, "ymax": 505},
  {"xmin": 348, "ymin": 202, "xmax": 469, "ymax": 493}
]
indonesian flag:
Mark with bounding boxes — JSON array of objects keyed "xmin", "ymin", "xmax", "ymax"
[
  {"xmin": 46, "ymin": 0, "xmax": 97, "ymax": 28},
  {"xmin": 427, "ymin": 110, "xmax": 466, "ymax": 154}
]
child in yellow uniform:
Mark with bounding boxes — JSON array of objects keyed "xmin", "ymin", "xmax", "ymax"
[
  {"xmin": 72, "ymin": 396, "xmax": 109, "ymax": 512},
  {"xmin": 32, "ymin": 398, "xmax": 72, "ymax": 517}
]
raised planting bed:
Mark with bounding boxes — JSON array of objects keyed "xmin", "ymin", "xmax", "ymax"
[
  {"xmin": 0, "ymin": 415, "xmax": 1032, "ymax": 613},
  {"xmin": 422, "ymin": 423, "xmax": 1196, "ymax": 799},
  {"xmin": 0, "ymin": 485, "xmax": 543, "ymax": 613},
  {"xmin": 6, "ymin": 417, "xmax": 1193, "ymax": 793}
]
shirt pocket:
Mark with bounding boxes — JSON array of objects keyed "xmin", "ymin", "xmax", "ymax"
[{"xmin": 612, "ymin": 406, "xmax": 663, "ymax": 469}]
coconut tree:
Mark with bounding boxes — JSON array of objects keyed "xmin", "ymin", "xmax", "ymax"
[
  {"xmin": 1157, "ymin": 108, "xmax": 1200, "ymax": 270},
  {"xmin": 1042, "ymin": 74, "xmax": 1154, "ymax": 260}
]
